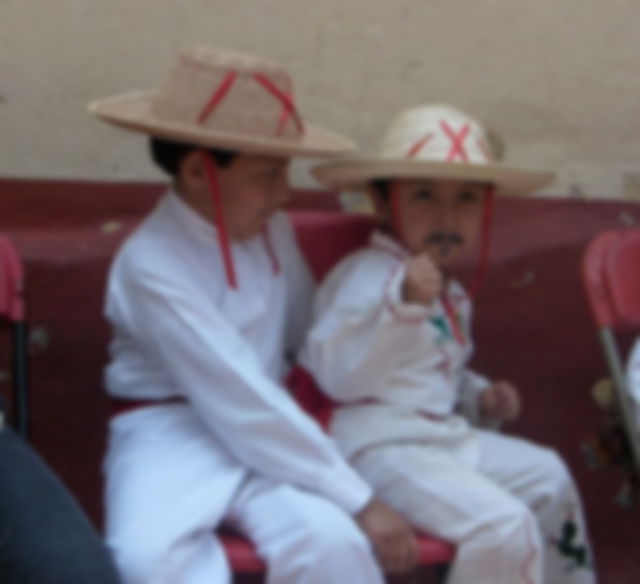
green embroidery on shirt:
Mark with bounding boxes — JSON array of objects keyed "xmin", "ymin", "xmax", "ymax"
[
  {"xmin": 551, "ymin": 519, "xmax": 592, "ymax": 572},
  {"xmin": 430, "ymin": 315, "xmax": 452, "ymax": 344}
]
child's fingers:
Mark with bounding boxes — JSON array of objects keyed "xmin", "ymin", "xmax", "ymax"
[{"xmin": 497, "ymin": 382, "xmax": 521, "ymax": 420}]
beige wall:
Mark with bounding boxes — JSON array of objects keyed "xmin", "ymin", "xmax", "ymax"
[{"xmin": 2, "ymin": 0, "xmax": 640, "ymax": 197}]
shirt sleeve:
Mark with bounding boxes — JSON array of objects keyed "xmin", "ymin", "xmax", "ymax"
[
  {"xmin": 456, "ymin": 368, "xmax": 493, "ymax": 425},
  {"xmin": 627, "ymin": 339, "xmax": 640, "ymax": 421},
  {"xmin": 115, "ymin": 262, "xmax": 372, "ymax": 515},
  {"xmin": 302, "ymin": 257, "xmax": 437, "ymax": 402},
  {"xmin": 278, "ymin": 214, "xmax": 316, "ymax": 359}
]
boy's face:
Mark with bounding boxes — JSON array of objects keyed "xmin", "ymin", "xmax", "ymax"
[
  {"xmin": 180, "ymin": 151, "xmax": 291, "ymax": 240},
  {"xmin": 374, "ymin": 179, "xmax": 488, "ymax": 268}
]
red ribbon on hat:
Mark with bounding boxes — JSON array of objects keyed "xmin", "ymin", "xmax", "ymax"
[
  {"xmin": 197, "ymin": 71, "xmax": 298, "ymax": 289},
  {"xmin": 253, "ymin": 73, "xmax": 305, "ymax": 136},
  {"xmin": 197, "ymin": 71, "xmax": 238, "ymax": 125}
]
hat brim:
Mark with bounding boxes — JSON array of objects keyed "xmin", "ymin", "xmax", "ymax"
[
  {"xmin": 312, "ymin": 158, "xmax": 555, "ymax": 195},
  {"xmin": 89, "ymin": 90, "xmax": 354, "ymax": 158}
]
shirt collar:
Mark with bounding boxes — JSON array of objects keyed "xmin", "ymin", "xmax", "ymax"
[
  {"xmin": 162, "ymin": 188, "xmax": 218, "ymax": 244},
  {"xmin": 370, "ymin": 229, "xmax": 409, "ymax": 261}
]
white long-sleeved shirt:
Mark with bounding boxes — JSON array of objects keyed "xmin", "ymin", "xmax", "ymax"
[
  {"xmin": 301, "ymin": 230, "xmax": 491, "ymax": 459},
  {"xmin": 104, "ymin": 191, "xmax": 372, "ymax": 514},
  {"xmin": 625, "ymin": 338, "xmax": 640, "ymax": 425}
]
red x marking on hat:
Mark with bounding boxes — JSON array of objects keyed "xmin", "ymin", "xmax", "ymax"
[
  {"xmin": 197, "ymin": 71, "xmax": 238, "ymax": 125},
  {"xmin": 197, "ymin": 70, "xmax": 305, "ymax": 136},
  {"xmin": 440, "ymin": 121, "xmax": 470, "ymax": 162},
  {"xmin": 475, "ymin": 137, "xmax": 494, "ymax": 163},
  {"xmin": 406, "ymin": 132, "xmax": 434, "ymax": 158},
  {"xmin": 253, "ymin": 73, "xmax": 304, "ymax": 135}
]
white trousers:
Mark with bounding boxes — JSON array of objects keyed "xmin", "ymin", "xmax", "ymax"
[
  {"xmin": 104, "ymin": 406, "xmax": 383, "ymax": 584},
  {"xmin": 352, "ymin": 430, "xmax": 596, "ymax": 584}
]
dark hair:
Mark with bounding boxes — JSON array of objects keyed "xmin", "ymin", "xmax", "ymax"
[
  {"xmin": 370, "ymin": 179, "xmax": 391, "ymax": 201},
  {"xmin": 149, "ymin": 137, "xmax": 238, "ymax": 177}
]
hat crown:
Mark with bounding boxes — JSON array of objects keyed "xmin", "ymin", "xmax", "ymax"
[
  {"xmin": 152, "ymin": 46, "xmax": 304, "ymax": 141},
  {"xmin": 378, "ymin": 104, "xmax": 495, "ymax": 165}
]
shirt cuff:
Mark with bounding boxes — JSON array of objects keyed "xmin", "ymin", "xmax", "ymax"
[
  {"xmin": 318, "ymin": 464, "xmax": 374, "ymax": 515},
  {"xmin": 384, "ymin": 264, "xmax": 435, "ymax": 323}
]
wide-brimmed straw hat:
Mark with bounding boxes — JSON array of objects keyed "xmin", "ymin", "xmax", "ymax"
[
  {"xmin": 313, "ymin": 104, "xmax": 554, "ymax": 194},
  {"xmin": 89, "ymin": 46, "xmax": 354, "ymax": 158}
]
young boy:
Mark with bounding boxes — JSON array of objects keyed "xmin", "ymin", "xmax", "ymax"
[
  {"xmin": 90, "ymin": 47, "xmax": 419, "ymax": 584},
  {"xmin": 301, "ymin": 104, "xmax": 596, "ymax": 584}
]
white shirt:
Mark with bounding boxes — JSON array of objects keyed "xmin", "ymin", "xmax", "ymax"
[
  {"xmin": 104, "ymin": 191, "xmax": 372, "ymax": 513},
  {"xmin": 626, "ymin": 338, "xmax": 640, "ymax": 425},
  {"xmin": 301, "ymin": 230, "xmax": 491, "ymax": 459}
]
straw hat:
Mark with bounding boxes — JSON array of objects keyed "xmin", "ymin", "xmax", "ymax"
[
  {"xmin": 89, "ymin": 46, "xmax": 353, "ymax": 158},
  {"xmin": 313, "ymin": 104, "xmax": 554, "ymax": 194}
]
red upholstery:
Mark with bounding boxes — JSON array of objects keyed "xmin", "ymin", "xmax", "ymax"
[
  {"xmin": 291, "ymin": 211, "xmax": 376, "ymax": 281},
  {"xmin": 0, "ymin": 235, "xmax": 25, "ymax": 322},
  {"xmin": 0, "ymin": 235, "xmax": 29, "ymax": 437},
  {"xmin": 222, "ymin": 531, "xmax": 454, "ymax": 574},
  {"xmin": 5, "ymin": 179, "xmax": 640, "ymax": 580},
  {"xmin": 583, "ymin": 229, "xmax": 640, "ymax": 329}
]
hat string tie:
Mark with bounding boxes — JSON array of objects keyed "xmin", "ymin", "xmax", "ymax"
[{"xmin": 202, "ymin": 152, "xmax": 238, "ymax": 289}]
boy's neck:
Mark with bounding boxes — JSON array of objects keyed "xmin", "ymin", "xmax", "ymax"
[{"xmin": 172, "ymin": 181, "xmax": 215, "ymax": 226}]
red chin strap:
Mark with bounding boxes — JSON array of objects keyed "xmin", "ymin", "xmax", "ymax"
[
  {"xmin": 202, "ymin": 152, "xmax": 238, "ymax": 290},
  {"xmin": 201, "ymin": 152, "xmax": 282, "ymax": 290},
  {"xmin": 469, "ymin": 184, "xmax": 496, "ymax": 298}
]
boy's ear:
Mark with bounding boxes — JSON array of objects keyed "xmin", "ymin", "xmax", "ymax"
[{"xmin": 179, "ymin": 150, "xmax": 208, "ymax": 190}]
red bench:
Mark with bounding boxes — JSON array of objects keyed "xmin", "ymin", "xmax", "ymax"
[{"xmin": 221, "ymin": 531, "xmax": 454, "ymax": 575}]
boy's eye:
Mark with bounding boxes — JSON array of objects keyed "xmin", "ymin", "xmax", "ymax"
[
  {"xmin": 412, "ymin": 189, "xmax": 433, "ymax": 201},
  {"xmin": 459, "ymin": 189, "xmax": 481, "ymax": 203},
  {"xmin": 258, "ymin": 169, "xmax": 279, "ymax": 182}
]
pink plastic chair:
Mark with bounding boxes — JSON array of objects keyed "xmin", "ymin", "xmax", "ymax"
[
  {"xmin": 582, "ymin": 228, "xmax": 640, "ymax": 473},
  {"xmin": 0, "ymin": 235, "xmax": 29, "ymax": 438}
]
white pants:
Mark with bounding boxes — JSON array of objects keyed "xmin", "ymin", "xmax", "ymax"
[
  {"xmin": 104, "ymin": 406, "xmax": 383, "ymax": 584},
  {"xmin": 352, "ymin": 430, "xmax": 596, "ymax": 584}
]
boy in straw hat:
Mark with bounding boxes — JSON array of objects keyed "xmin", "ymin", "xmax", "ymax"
[
  {"xmin": 90, "ymin": 47, "xmax": 420, "ymax": 583},
  {"xmin": 301, "ymin": 104, "xmax": 596, "ymax": 583}
]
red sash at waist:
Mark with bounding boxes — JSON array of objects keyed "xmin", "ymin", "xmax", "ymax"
[{"xmin": 110, "ymin": 396, "xmax": 186, "ymax": 418}]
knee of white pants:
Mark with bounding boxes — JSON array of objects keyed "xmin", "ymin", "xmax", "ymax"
[
  {"xmin": 107, "ymin": 532, "xmax": 171, "ymax": 584},
  {"xmin": 533, "ymin": 448, "xmax": 576, "ymax": 506},
  {"xmin": 487, "ymin": 502, "xmax": 543, "ymax": 562}
]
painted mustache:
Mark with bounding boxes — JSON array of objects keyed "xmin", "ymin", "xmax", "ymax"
[
  {"xmin": 425, "ymin": 232, "xmax": 464, "ymax": 246},
  {"xmin": 425, "ymin": 232, "xmax": 464, "ymax": 256}
]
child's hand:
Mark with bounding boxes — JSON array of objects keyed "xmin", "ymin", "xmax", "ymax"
[
  {"xmin": 355, "ymin": 498, "xmax": 419, "ymax": 574},
  {"xmin": 479, "ymin": 381, "xmax": 522, "ymax": 422},
  {"xmin": 402, "ymin": 252, "xmax": 443, "ymax": 306}
]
